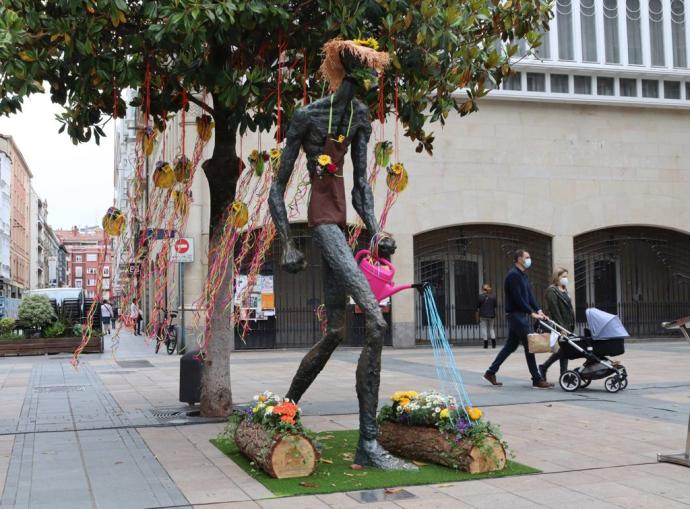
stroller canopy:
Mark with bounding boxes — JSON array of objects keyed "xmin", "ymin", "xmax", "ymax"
[{"xmin": 586, "ymin": 308, "xmax": 630, "ymax": 339}]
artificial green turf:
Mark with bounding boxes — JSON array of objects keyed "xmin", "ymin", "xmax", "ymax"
[{"xmin": 211, "ymin": 429, "xmax": 540, "ymax": 497}]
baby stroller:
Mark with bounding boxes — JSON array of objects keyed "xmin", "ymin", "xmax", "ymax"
[{"xmin": 538, "ymin": 308, "xmax": 629, "ymax": 393}]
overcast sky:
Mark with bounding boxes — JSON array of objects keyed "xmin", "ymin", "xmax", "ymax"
[{"xmin": 0, "ymin": 94, "xmax": 113, "ymax": 229}]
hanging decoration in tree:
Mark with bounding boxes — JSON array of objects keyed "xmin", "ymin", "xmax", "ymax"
[
  {"xmin": 386, "ymin": 162, "xmax": 408, "ymax": 193},
  {"xmin": 196, "ymin": 114, "xmax": 214, "ymax": 142},
  {"xmin": 229, "ymin": 200, "xmax": 249, "ymax": 228},
  {"xmin": 374, "ymin": 141, "xmax": 393, "ymax": 167},
  {"xmin": 142, "ymin": 126, "xmax": 157, "ymax": 156},
  {"xmin": 249, "ymin": 149, "xmax": 269, "ymax": 177},
  {"xmin": 153, "ymin": 160, "xmax": 176, "ymax": 188},
  {"xmin": 270, "ymin": 148, "xmax": 282, "ymax": 174},
  {"xmin": 102, "ymin": 207, "xmax": 125, "ymax": 237},
  {"xmin": 174, "ymin": 154, "xmax": 193, "ymax": 183}
]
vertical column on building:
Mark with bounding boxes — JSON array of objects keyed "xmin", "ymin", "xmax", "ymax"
[
  {"xmin": 552, "ymin": 235, "xmax": 576, "ymax": 314},
  {"xmin": 391, "ymin": 234, "xmax": 415, "ymax": 348}
]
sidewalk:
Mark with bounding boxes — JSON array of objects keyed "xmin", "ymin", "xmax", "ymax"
[{"xmin": 0, "ymin": 333, "xmax": 687, "ymax": 508}]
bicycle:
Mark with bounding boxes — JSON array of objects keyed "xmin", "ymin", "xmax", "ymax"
[{"xmin": 154, "ymin": 311, "xmax": 178, "ymax": 355}]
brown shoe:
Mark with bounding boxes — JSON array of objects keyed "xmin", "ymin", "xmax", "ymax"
[
  {"xmin": 532, "ymin": 380, "xmax": 554, "ymax": 389},
  {"xmin": 483, "ymin": 372, "xmax": 503, "ymax": 386}
]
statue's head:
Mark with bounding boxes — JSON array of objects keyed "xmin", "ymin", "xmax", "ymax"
[{"xmin": 320, "ymin": 38, "xmax": 390, "ymax": 94}]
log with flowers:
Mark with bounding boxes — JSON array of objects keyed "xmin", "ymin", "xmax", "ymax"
[
  {"xmin": 377, "ymin": 391, "xmax": 507, "ymax": 473},
  {"xmin": 234, "ymin": 391, "xmax": 319, "ymax": 479}
]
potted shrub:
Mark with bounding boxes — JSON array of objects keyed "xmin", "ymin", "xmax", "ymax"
[
  {"xmin": 0, "ymin": 318, "xmax": 17, "ymax": 340},
  {"xmin": 17, "ymin": 295, "xmax": 57, "ymax": 337},
  {"xmin": 377, "ymin": 391, "xmax": 507, "ymax": 473},
  {"xmin": 233, "ymin": 391, "xmax": 319, "ymax": 479}
]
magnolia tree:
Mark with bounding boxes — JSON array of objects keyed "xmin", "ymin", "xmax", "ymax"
[{"xmin": 0, "ymin": 0, "xmax": 551, "ymax": 416}]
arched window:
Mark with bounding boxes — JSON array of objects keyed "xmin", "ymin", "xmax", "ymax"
[
  {"xmin": 581, "ymin": 0, "xmax": 598, "ymax": 61},
  {"xmin": 649, "ymin": 0, "xmax": 666, "ymax": 66},
  {"xmin": 672, "ymin": 0, "xmax": 687, "ymax": 67},
  {"xmin": 558, "ymin": 0, "xmax": 575, "ymax": 60},
  {"xmin": 604, "ymin": 0, "xmax": 621, "ymax": 63},
  {"xmin": 626, "ymin": 0, "xmax": 643, "ymax": 64}
]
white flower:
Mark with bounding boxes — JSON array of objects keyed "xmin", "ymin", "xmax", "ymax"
[{"xmin": 435, "ymin": 407, "xmax": 441, "ymax": 413}]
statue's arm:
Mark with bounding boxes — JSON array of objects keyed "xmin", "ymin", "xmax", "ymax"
[
  {"xmin": 268, "ymin": 108, "xmax": 308, "ymax": 272},
  {"xmin": 350, "ymin": 122, "xmax": 379, "ymax": 235},
  {"xmin": 269, "ymin": 108, "xmax": 307, "ymax": 244}
]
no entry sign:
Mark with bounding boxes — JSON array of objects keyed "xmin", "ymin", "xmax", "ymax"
[{"xmin": 170, "ymin": 237, "xmax": 194, "ymax": 263}]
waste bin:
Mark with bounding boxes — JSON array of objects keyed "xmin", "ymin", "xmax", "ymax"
[{"xmin": 179, "ymin": 349, "xmax": 202, "ymax": 404}]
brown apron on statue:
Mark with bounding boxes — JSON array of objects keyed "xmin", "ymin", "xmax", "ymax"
[{"xmin": 307, "ymin": 137, "xmax": 349, "ymax": 227}]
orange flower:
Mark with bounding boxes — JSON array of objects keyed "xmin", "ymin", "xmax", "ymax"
[
  {"xmin": 280, "ymin": 415, "xmax": 295, "ymax": 425},
  {"xmin": 273, "ymin": 401, "xmax": 299, "ymax": 422}
]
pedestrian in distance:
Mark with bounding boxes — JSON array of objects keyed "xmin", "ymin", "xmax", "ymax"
[
  {"xmin": 476, "ymin": 283, "xmax": 497, "ymax": 349},
  {"xmin": 539, "ymin": 268, "xmax": 575, "ymax": 382},
  {"xmin": 483, "ymin": 249, "xmax": 554, "ymax": 389},
  {"xmin": 130, "ymin": 298, "xmax": 142, "ymax": 336},
  {"xmin": 100, "ymin": 299, "xmax": 113, "ymax": 335}
]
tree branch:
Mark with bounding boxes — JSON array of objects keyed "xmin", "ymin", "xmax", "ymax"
[{"xmin": 187, "ymin": 94, "xmax": 215, "ymax": 117}]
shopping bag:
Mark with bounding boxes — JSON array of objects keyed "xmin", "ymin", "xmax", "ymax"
[{"xmin": 527, "ymin": 333, "xmax": 551, "ymax": 354}]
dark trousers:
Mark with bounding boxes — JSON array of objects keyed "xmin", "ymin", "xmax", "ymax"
[
  {"xmin": 487, "ymin": 313, "xmax": 542, "ymax": 383},
  {"xmin": 135, "ymin": 316, "xmax": 142, "ymax": 335},
  {"xmin": 541, "ymin": 349, "xmax": 568, "ymax": 376}
]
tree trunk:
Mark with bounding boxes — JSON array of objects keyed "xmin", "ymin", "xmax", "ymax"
[
  {"xmin": 199, "ymin": 102, "xmax": 240, "ymax": 417},
  {"xmin": 378, "ymin": 421, "xmax": 507, "ymax": 473},
  {"xmin": 234, "ymin": 419, "xmax": 319, "ymax": 478}
]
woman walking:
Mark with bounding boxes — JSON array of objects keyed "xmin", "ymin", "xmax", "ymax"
[
  {"xmin": 130, "ymin": 298, "xmax": 142, "ymax": 336},
  {"xmin": 539, "ymin": 268, "xmax": 575, "ymax": 382}
]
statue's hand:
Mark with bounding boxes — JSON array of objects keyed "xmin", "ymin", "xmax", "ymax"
[
  {"xmin": 281, "ymin": 242, "xmax": 307, "ymax": 273},
  {"xmin": 377, "ymin": 236, "xmax": 397, "ymax": 258}
]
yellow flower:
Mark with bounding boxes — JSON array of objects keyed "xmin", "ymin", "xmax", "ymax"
[
  {"xmin": 466, "ymin": 407, "xmax": 483, "ymax": 421},
  {"xmin": 391, "ymin": 390, "xmax": 418, "ymax": 402},
  {"xmin": 440, "ymin": 408, "xmax": 450, "ymax": 419},
  {"xmin": 318, "ymin": 154, "xmax": 332, "ymax": 166},
  {"xmin": 265, "ymin": 405, "xmax": 274, "ymax": 414},
  {"xmin": 390, "ymin": 162, "xmax": 405, "ymax": 175},
  {"xmin": 336, "ymin": 135, "xmax": 345, "ymax": 143},
  {"xmin": 249, "ymin": 149, "xmax": 260, "ymax": 162},
  {"xmin": 259, "ymin": 394, "xmax": 267, "ymax": 402},
  {"xmin": 398, "ymin": 398, "xmax": 410, "ymax": 407},
  {"xmin": 270, "ymin": 148, "xmax": 281, "ymax": 158},
  {"xmin": 354, "ymin": 38, "xmax": 380, "ymax": 51}
]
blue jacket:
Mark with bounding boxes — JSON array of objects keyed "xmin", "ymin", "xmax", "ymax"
[{"xmin": 504, "ymin": 266, "xmax": 539, "ymax": 314}]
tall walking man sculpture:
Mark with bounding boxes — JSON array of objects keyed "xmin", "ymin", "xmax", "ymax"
[{"xmin": 268, "ymin": 39, "xmax": 414, "ymax": 470}]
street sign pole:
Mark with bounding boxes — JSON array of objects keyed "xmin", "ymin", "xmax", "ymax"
[{"xmin": 178, "ymin": 261, "xmax": 185, "ymax": 354}]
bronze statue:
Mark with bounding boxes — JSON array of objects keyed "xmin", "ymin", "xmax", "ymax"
[{"xmin": 268, "ymin": 39, "xmax": 415, "ymax": 470}]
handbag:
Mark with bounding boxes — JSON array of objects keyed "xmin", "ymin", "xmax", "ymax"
[{"xmin": 527, "ymin": 333, "xmax": 551, "ymax": 354}]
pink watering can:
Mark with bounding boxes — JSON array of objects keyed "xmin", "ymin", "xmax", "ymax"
[{"xmin": 355, "ymin": 249, "xmax": 421, "ymax": 301}]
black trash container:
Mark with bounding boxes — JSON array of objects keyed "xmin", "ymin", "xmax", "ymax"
[{"xmin": 180, "ymin": 349, "xmax": 202, "ymax": 404}]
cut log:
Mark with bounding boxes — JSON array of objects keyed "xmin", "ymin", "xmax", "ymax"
[
  {"xmin": 234, "ymin": 419, "xmax": 319, "ymax": 478},
  {"xmin": 378, "ymin": 421, "xmax": 506, "ymax": 473}
]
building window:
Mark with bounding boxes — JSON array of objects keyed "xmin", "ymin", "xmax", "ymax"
[
  {"xmin": 604, "ymin": 0, "xmax": 621, "ymax": 63},
  {"xmin": 75, "ymin": 255, "xmax": 82, "ymax": 262},
  {"xmin": 551, "ymin": 74, "xmax": 570, "ymax": 92},
  {"xmin": 642, "ymin": 79, "xmax": 660, "ymax": 97},
  {"xmin": 87, "ymin": 279, "xmax": 96, "ymax": 286},
  {"xmin": 558, "ymin": 0, "xmax": 575, "ymax": 60},
  {"xmin": 574, "ymin": 75, "xmax": 593, "ymax": 94},
  {"xmin": 649, "ymin": 0, "xmax": 666, "ymax": 66},
  {"xmin": 536, "ymin": 29, "xmax": 551, "ymax": 59},
  {"xmin": 672, "ymin": 0, "xmax": 687, "ymax": 67},
  {"xmin": 75, "ymin": 266, "xmax": 83, "ymax": 277},
  {"xmin": 626, "ymin": 0, "xmax": 644, "ymax": 64},
  {"xmin": 75, "ymin": 279, "xmax": 82, "ymax": 288},
  {"xmin": 686, "ymin": 82, "xmax": 690, "ymax": 98},
  {"xmin": 103, "ymin": 266, "xmax": 110, "ymax": 277},
  {"xmin": 597, "ymin": 76, "xmax": 615, "ymax": 95},
  {"xmin": 620, "ymin": 78, "xmax": 638, "ymax": 96},
  {"xmin": 527, "ymin": 72, "xmax": 546, "ymax": 91},
  {"xmin": 86, "ymin": 253, "xmax": 97, "ymax": 262},
  {"xmin": 664, "ymin": 80, "xmax": 681, "ymax": 98},
  {"xmin": 503, "ymin": 72, "xmax": 522, "ymax": 90},
  {"xmin": 580, "ymin": 0, "xmax": 598, "ymax": 62}
]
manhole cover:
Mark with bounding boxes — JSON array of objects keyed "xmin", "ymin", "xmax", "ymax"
[
  {"xmin": 116, "ymin": 360, "xmax": 154, "ymax": 368},
  {"xmin": 34, "ymin": 385, "xmax": 87, "ymax": 393},
  {"xmin": 347, "ymin": 489, "xmax": 416, "ymax": 504}
]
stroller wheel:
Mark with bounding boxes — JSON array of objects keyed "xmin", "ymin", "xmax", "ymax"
[
  {"xmin": 604, "ymin": 376, "xmax": 621, "ymax": 393},
  {"xmin": 619, "ymin": 377, "xmax": 628, "ymax": 390},
  {"xmin": 559, "ymin": 370, "xmax": 581, "ymax": 392},
  {"xmin": 580, "ymin": 378, "xmax": 592, "ymax": 389}
]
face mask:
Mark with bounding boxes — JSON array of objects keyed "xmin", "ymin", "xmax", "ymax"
[
  {"xmin": 559, "ymin": 277, "xmax": 568, "ymax": 287},
  {"xmin": 523, "ymin": 257, "xmax": 532, "ymax": 269}
]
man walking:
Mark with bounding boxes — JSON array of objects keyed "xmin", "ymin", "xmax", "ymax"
[
  {"xmin": 483, "ymin": 249, "xmax": 553, "ymax": 388},
  {"xmin": 100, "ymin": 299, "xmax": 113, "ymax": 335},
  {"xmin": 476, "ymin": 284, "xmax": 497, "ymax": 349}
]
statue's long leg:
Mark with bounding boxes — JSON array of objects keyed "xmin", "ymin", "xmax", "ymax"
[
  {"xmin": 312, "ymin": 224, "xmax": 416, "ymax": 470},
  {"xmin": 285, "ymin": 255, "xmax": 347, "ymax": 403}
]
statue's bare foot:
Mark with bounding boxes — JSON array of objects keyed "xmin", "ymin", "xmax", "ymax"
[{"xmin": 354, "ymin": 438, "xmax": 418, "ymax": 471}]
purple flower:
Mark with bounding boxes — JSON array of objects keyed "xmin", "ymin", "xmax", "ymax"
[{"xmin": 456, "ymin": 418, "xmax": 470, "ymax": 434}]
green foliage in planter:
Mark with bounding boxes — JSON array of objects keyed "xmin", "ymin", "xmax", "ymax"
[
  {"xmin": 0, "ymin": 318, "xmax": 15, "ymax": 334},
  {"xmin": 17, "ymin": 295, "xmax": 57, "ymax": 329},
  {"xmin": 0, "ymin": 332, "xmax": 21, "ymax": 340},
  {"xmin": 44, "ymin": 321, "xmax": 68, "ymax": 338},
  {"xmin": 72, "ymin": 323, "xmax": 83, "ymax": 337}
]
